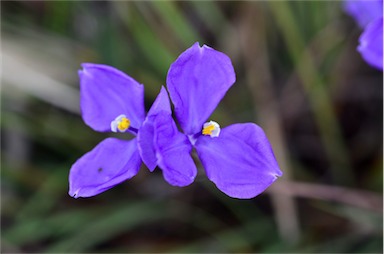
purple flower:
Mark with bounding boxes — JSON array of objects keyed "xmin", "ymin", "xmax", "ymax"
[
  {"xmin": 344, "ymin": 0, "xmax": 383, "ymax": 70},
  {"xmin": 344, "ymin": 0, "xmax": 382, "ymax": 28},
  {"xmin": 68, "ymin": 64, "xmax": 168, "ymax": 198},
  {"xmin": 358, "ymin": 17, "xmax": 383, "ymax": 70},
  {"xmin": 138, "ymin": 43, "xmax": 282, "ymax": 199}
]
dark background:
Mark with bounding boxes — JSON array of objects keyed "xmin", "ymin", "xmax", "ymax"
[{"xmin": 1, "ymin": 1, "xmax": 382, "ymax": 253}]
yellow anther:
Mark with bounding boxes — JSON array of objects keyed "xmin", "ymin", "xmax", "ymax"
[
  {"xmin": 202, "ymin": 124, "xmax": 215, "ymax": 135},
  {"xmin": 111, "ymin": 114, "xmax": 131, "ymax": 133},
  {"xmin": 202, "ymin": 121, "xmax": 221, "ymax": 138},
  {"xmin": 117, "ymin": 117, "xmax": 130, "ymax": 132}
]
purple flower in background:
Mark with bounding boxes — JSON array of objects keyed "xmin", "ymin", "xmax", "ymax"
[
  {"xmin": 138, "ymin": 43, "xmax": 282, "ymax": 199},
  {"xmin": 344, "ymin": 0, "xmax": 382, "ymax": 28},
  {"xmin": 358, "ymin": 17, "xmax": 383, "ymax": 70},
  {"xmin": 344, "ymin": 0, "xmax": 383, "ymax": 70},
  {"xmin": 68, "ymin": 64, "xmax": 168, "ymax": 198}
]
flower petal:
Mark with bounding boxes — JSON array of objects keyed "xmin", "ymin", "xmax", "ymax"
[
  {"xmin": 137, "ymin": 86, "xmax": 171, "ymax": 171},
  {"xmin": 68, "ymin": 137, "xmax": 142, "ymax": 198},
  {"xmin": 358, "ymin": 17, "xmax": 383, "ymax": 70},
  {"xmin": 79, "ymin": 63, "xmax": 145, "ymax": 132},
  {"xmin": 153, "ymin": 111, "xmax": 197, "ymax": 187},
  {"xmin": 195, "ymin": 123, "xmax": 282, "ymax": 199},
  {"xmin": 166, "ymin": 42, "xmax": 236, "ymax": 135},
  {"xmin": 343, "ymin": 0, "xmax": 383, "ymax": 28}
]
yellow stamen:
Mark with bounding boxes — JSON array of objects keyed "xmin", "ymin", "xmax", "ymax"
[
  {"xmin": 117, "ymin": 117, "xmax": 130, "ymax": 132},
  {"xmin": 202, "ymin": 124, "xmax": 215, "ymax": 135}
]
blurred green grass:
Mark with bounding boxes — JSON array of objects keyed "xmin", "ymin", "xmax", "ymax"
[{"xmin": 1, "ymin": 1, "xmax": 382, "ymax": 253}]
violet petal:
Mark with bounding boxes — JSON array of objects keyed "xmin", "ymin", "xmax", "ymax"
[
  {"xmin": 68, "ymin": 137, "xmax": 142, "ymax": 198},
  {"xmin": 137, "ymin": 86, "xmax": 171, "ymax": 171},
  {"xmin": 153, "ymin": 111, "xmax": 197, "ymax": 187},
  {"xmin": 195, "ymin": 123, "xmax": 282, "ymax": 199},
  {"xmin": 358, "ymin": 17, "xmax": 383, "ymax": 70},
  {"xmin": 343, "ymin": 0, "xmax": 383, "ymax": 28},
  {"xmin": 166, "ymin": 42, "xmax": 236, "ymax": 135},
  {"xmin": 79, "ymin": 63, "xmax": 145, "ymax": 132}
]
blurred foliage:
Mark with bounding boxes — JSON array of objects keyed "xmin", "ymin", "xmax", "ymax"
[{"xmin": 1, "ymin": 1, "xmax": 382, "ymax": 253}]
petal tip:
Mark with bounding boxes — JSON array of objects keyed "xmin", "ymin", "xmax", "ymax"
[
  {"xmin": 68, "ymin": 188, "xmax": 80, "ymax": 199},
  {"xmin": 159, "ymin": 85, "xmax": 167, "ymax": 93},
  {"xmin": 78, "ymin": 69, "xmax": 83, "ymax": 78},
  {"xmin": 276, "ymin": 168, "xmax": 283, "ymax": 177},
  {"xmin": 201, "ymin": 44, "xmax": 212, "ymax": 50},
  {"xmin": 192, "ymin": 41, "xmax": 201, "ymax": 48},
  {"xmin": 79, "ymin": 63, "xmax": 94, "ymax": 72}
]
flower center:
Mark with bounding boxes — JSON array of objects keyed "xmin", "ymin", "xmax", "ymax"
[
  {"xmin": 202, "ymin": 121, "xmax": 221, "ymax": 138},
  {"xmin": 111, "ymin": 114, "xmax": 131, "ymax": 132}
]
